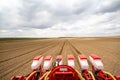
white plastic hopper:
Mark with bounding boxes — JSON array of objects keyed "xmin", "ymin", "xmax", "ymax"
[
  {"xmin": 31, "ymin": 55, "xmax": 43, "ymax": 70},
  {"xmin": 78, "ymin": 54, "xmax": 89, "ymax": 70},
  {"xmin": 89, "ymin": 54, "xmax": 104, "ymax": 70},
  {"xmin": 43, "ymin": 55, "xmax": 53, "ymax": 71},
  {"xmin": 67, "ymin": 55, "xmax": 75, "ymax": 68}
]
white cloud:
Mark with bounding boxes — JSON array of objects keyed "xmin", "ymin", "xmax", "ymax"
[
  {"xmin": 0, "ymin": 0, "xmax": 120, "ymax": 37},
  {"xmin": 0, "ymin": 30, "xmax": 7, "ymax": 33}
]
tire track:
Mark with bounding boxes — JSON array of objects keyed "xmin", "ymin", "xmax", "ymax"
[
  {"xmin": 69, "ymin": 40, "xmax": 82, "ymax": 54},
  {"xmin": 0, "ymin": 40, "xmax": 60, "ymax": 79},
  {"xmin": 0, "ymin": 40, "xmax": 53, "ymax": 52},
  {"xmin": 0, "ymin": 40, "xmax": 58, "ymax": 69},
  {"xmin": 67, "ymin": 40, "xmax": 82, "ymax": 70},
  {"xmin": 0, "ymin": 40, "xmax": 45, "ymax": 52},
  {"xmin": 50, "ymin": 40, "xmax": 66, "ymax": 68},
  {"xmin": 60, "ymin": 39, "xmax": 74, "ymax": 65},
  {"xmin": 58, "ymin": 40, "xmax": 66, "ymax": 55},
  {"xmin": 68, "ymin": 39, "xmax": 120, "ymax": 73},
  {"xmin": 0, "ymin": 40, "xmax": 54, "ymax": 56},
  {"xmin": 68, "ymin": 40, "xmax": 92, "ymax": 70},
  {"xmin": 0, "ymin": 41, "xmax": 56, "ymax": 63},
  {"xmin": 0, "ymin": 42, "xmax": 58, "ymax": 72}
]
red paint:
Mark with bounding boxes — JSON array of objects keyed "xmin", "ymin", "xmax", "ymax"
[
  {"xmin": 33, "ymin": 55, "xmax": 42, "ymax": 60},
  {"xmin": 78, "ymin": 54, "xmax": 87, "ymax": 60},
  {"xmin": 90, "ymin": 54, "xmax": 101, "ymax": 60},
  {"xmin": 49, "ymin": 65, "xmax": 78, "ymax": 80},
  {"xmin": 56, "ymin": 55, "xmax": 62, "ymax": 60},
  {"xmin": 68, "ymin": 55, "xmax": 74, "ymax": 60},
  {"xmin": 44, "ymin": 55, "xmax": 52, "ymax": 60}
]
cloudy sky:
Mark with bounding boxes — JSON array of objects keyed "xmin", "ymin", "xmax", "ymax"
[{"xmin": 0, "ymin": 0, "xmax": 120, "ymax": 38}]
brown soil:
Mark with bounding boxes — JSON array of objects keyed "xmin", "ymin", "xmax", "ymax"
[{"xmin": 0, "ymin": 37, "xmax": 120, "ymax": 80}]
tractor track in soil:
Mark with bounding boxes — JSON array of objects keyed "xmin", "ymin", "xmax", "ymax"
[
  {"xmin": 67, "ymin": 40, "xmax": 93, "ymax": 70},
  {"xmin": 0, "ymin": 41, "xmax": 56, "ymax": 68},
  {"xmin": 68, "ymin": 38, "xmax": 120, "ymax": 74},
  {"xmin": 67, "ymin": 40, "xmax": 82, "ymax": 70},
  {"xmin": 60, "ymin": 40, "xmax": 71, "ymax": 65},
  {"xmin": 0, "ymin": 40, "xmax": 52, "ymax": 53},
  {"xmin": 0, "ymin": 41, "xmax": 58, "ymax": 72},
  {"xmin": 0, "ymin": 40, "xmax": 54, "ymax": 53},
  {"xmin": 15, "ymin": 39, "xmax": 64, "ymax": 74},
  {"xmin": 68, "ymin": 39, "xmax": 101, "ymax": 70},
  {"xmin": 51, "ymin": 40, "xmax": 66, "ymax": 68},
  {"xmin": 0, "ymin": 40, "xmax": 57, "ymax": 63},
  {"xmin": 0, "ymin": 40, "xmax": 60, "ymax": 79},
  {"xmin": 57, "ymin": 40, "xmax": 66, "ymax": 55}
]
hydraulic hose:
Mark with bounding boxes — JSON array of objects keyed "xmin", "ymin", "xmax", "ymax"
[
  {"xmin": 44, "ymin": 71, "xmax": 51, "ymax": 80},
  {"xmin": 39, "ymin": 71, "xmax": 50, "ymax": 80},
  {"xmin": 26, "ymin": 71, "xmax": 36, "ymax": 80},
  {"xmin": 75, "ymin": 70, "xmax": 85, "ymax": 80},
  {"xmin": 88, "ymin": 71, "xmax": 96, "ymax": 80},
  {"xmin": 39, "ymin": 72, "xmax": 48, "ymax": 80},
  {"xmin": 103, "ymin": 71, "xmax": 116, "ymax": 80}
]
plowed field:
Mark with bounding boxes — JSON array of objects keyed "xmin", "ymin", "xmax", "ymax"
[{"xmin": 0, "ymin": 37, "xmax": 120, "ymax": 80}]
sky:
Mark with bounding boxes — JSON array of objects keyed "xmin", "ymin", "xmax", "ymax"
[{"xmin": 0, "ymin": 0, "xmax": 120, "ymax": 38}]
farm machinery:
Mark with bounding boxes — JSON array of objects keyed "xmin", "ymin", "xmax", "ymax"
[{"xmin": 11, "ymin": 54, "xmax": 120, "ymax": 80}]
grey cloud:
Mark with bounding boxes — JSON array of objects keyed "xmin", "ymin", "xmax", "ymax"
[
  {"xmin": 24, "ymin": 25, "xmax": 51, "ymax": 29},
  {"xmin": 105, "ymin": 25, "xmax": 120, "ymax": 31},
  {"xmin": 17, "ymin": 0, "xmax": 56, "ymax": 29},
  {"xmin": 0, "ymin": 0, "xmax": 98, "ymax": 30},
  {"xmin": 19, "ymin": 0, "xmax": 42, "ymax": 21},
  {"xmin": 47, "ymin": 0, "xmax": 93, "ymax": 16},
  {"xmin": 98, "ymin": 0, "xmax": 120, "ymax": 13}
]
